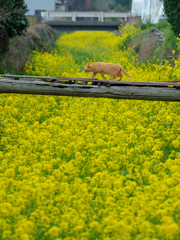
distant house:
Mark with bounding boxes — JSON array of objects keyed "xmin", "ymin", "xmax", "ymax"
[
  {"xmin": 131, "ymin": 0, "xmax": 165, "ymax": 23},
  {"xmin": 25, "ymin": 0, "xmax": 55, "ymax": 15},
  {"xmin": 55, "ymin": 0, "xmax": 68, "ymax": 11}
]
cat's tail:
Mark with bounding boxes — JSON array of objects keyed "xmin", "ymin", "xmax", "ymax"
[{"xmin": 120, "ymin": 66, "xmax": 133, "ymax": 78}]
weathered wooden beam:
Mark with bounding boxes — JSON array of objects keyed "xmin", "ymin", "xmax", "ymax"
[
  {"xmin": 0, "ymin": 74, "xmax": 99, "ymax": 82},
  {"xmin": 0, "ymin": 77, "xmax": 180, "ymax": 102}
]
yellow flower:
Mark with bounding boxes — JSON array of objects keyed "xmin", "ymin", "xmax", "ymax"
[
  {"xmin": 90, "ymin": 221, "xmax": 101, "ymax": 232},
  {"xmin": 20, "ymin": 234, "xmax": 29, "ymax": 240},
  {"xmin": 1, "ymin": 25, "xmax": 180, "ymax": 240},
  {"xmin": 166, "ymin": 115, "xmax": 172, "ymax": 122},
  {"xmin": 172, "ymin": 140, "xmax": 179, "ymax": 148},
  {"xmin": 48, "ymin": 226, "xmax": 60, "ymax": 237},
  {"xmin": 4, "ymin": 168, "xmax": 15, "ymax": 178}
]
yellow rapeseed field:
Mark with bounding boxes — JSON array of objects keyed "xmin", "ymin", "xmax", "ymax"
[{"xmin": 1, "ymin": 24, "xmax": 180, "ymax": 240}]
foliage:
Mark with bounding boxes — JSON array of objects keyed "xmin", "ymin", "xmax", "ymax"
[
  {"xmin": 108, "ymin": 3, "xmax": 127, "ymax": 11},
  {"xmin": 68, "ymin": 0, "xmax": 131, "ymax": 11},
  {"xmin": 138, "ymin": 18, "xmax": 156, "ymax": 31},
  {"xmin": 115, "ymin": 4, "xmax": 128, "ymax": 11},
  {"xmin": 160, "ymin": 0, "xmax": 180, "ymax": 36},
  {"xmin": 131, "ymin": 20, "xmax": 178, "ymax": 64},
  {"xmin": 108, "ymin": 0, "xmax": 131, "ymax": 10},
  {"xmin": 0, "ymin": 0, "xmax": 29, "ymax": 39},
  {"xmin": 68, "ymin": 0, "xmax": 97, "ymax": 10},
  {"xmin": 0, "ymin": 26, "xmax": 9, "ymax": 52},
  {"xmin": 152, "ymin": 23, "xmax": 177, "ymax": 63},
  {"xmin": 118, "ymin": 23, "xmax": 141, "ymax": 51},
  {"xmin": 136, "ymin": 18, "xmax": 171, "ymax": 31},
  {"xmin": 0, "ymin": 25, "xmax": 60, "ymax": 74}
]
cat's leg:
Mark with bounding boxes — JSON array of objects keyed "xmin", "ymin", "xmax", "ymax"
[
  {"xmin": 117, "ymin": 72, "xmax": 123, "ymax": 81},
  {"xmin": 100, "ymin": 72, "xmax": 107, "ymax": 80},
  {"xmin": 109, "ymin": 74, "xmax": 119, "ymax": 80},
  {"xmin": 109, "ymin": 75, "xmax": 118, "ymax": 80},
  {"xmin": 91, "ymin": 72, "xmax": 97, "ymax": 78},
  {"xmin": 116, "ymin": 70, "xmax": 123, "ymax": 81}
]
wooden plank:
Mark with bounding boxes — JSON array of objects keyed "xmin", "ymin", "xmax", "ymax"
[
  {"xmin": 0, "ymin": 74, "xmax": 98, "ymax": 82},
  {"xmin": 54, "ymin": 79, "xmax": 180, "ymax": 87},
  {"xmin": 97, "ymin": 80, "xmax": 180, "ymax": 87},
  {"xmin": 0, "ymin": 74, "xmax": 56, "ymax": 80},
  {"xmin": 56, "ymin": 77, "xmax": 98, "ymax": 81},
  {"xmin": 0, "ymin": 77, "xmax": 180, "ymax": 102},
  {"xmin": 1, "ymin": 74, "xmax": 180, "ymax": 87},
  {"xmin": 162, "ymin": 80, "xmax": 180, "ymax": 83}
]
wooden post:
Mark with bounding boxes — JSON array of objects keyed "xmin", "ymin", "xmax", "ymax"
[{"xmin": 0, "ymin": 77, "xmax": 180, "ymax": 102}]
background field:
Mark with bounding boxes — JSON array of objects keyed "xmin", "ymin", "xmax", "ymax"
[{"xmin": 1, "ymin": 24, "xmax": 180, "ymax": 240}]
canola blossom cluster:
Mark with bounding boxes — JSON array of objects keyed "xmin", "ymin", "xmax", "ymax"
[{"xmin": 1, "ymin": 24, "xmax": 180, "ymax": 240}]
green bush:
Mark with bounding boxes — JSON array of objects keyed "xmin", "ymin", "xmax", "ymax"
[
  {"xmin": 160, "ymin": 0, "xmax": 180, "ymax": 36},
  {"xmin": 0, "ymin": 0, "xmax": 29, "ymax": 39}
]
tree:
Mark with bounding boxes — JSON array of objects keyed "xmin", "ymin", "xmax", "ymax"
[
  {"xmin": 108, "ymin": 0, "xmax": 131, "ymax": 10},
  {"xmin": 96, "ymin": 0, "xmax": 111, "ymax": 11},
  {"xmin": 68, "ymin": 0, "xmax": 131, "ymax": 11},
  {"xmin": 0, "ymin": 0, "xmax": 29, "ymax": 39},
  {"xmin": 85, "ymin": 0, "xmax": 97, "ymax": 10},
  {"xmin": 160, "ymin": 0, "xmax": 180, "ymax": 36},
  {"xmin": 68, "ymin": 0, "xmax": 96, "ymax": 10}
]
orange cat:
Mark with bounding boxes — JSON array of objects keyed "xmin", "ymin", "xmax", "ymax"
[{"xmin": 84, "ymin": 62, "xmax": 133, "ymax": 81}]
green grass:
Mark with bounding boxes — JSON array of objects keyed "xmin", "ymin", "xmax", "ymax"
[{"xmin": 132, "ymin": 20, "xmax": 178, "ymax": 64}]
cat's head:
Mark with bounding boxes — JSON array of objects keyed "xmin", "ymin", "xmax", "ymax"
[{"xmin": 84, "ymin": 64, "xmax": 91, "ymax": 73}]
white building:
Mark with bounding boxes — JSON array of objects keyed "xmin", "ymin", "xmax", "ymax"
[
  {"xmin": 55, "ymin": 0, "xmax": 68, "ymax": 11},
  {"xmin": 131, "ymin": 0, "xmax": 142, "ymax": 16},
  {"xmin": 25, "ymin": 0, "xmax": 55, "ymax": 15},
  {"xmin": 131, "ymin": 0, "xmax": 165, "ymax": 24}
]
